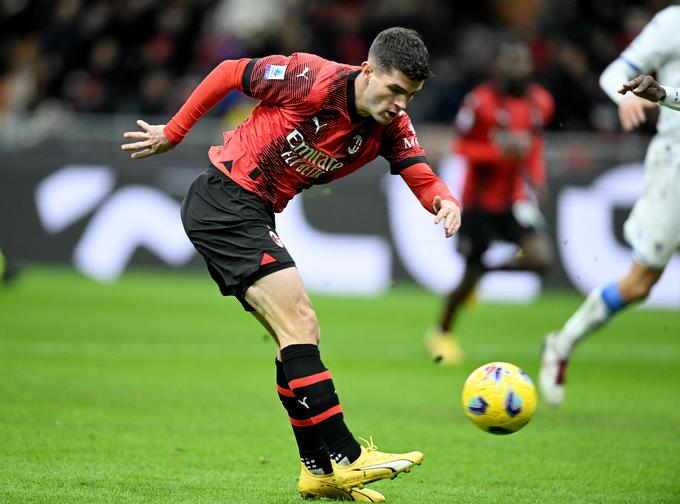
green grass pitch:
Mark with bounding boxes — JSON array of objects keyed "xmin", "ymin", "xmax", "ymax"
[{"xmin": 1, "ymin": 268, "xmax": 679, "ymax": 503}]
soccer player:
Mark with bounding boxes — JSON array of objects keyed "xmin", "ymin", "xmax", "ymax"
[
  {"xmin": 121, "ymin": 28, "xmax": 461, "ymax": 502},
  {"xmin": 426, "ymin": 41, "xmax": 554, "ymax": 365},
  {"xmin": 540, "ymin": 6, "xmax": 680, "ymax": 407}
]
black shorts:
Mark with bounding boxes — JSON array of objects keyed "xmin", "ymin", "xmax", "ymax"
[
  {"xmin": 181, "ymin": 167, "xmax": 295, "ymax": 311},
  {"xmin": 457, "ymin": 207, "xmax": 537, "ymax": 262}
]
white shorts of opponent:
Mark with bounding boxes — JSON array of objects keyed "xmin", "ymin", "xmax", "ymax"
[{"xmin": 624, "ymin": 135, "xmax": 680, "ymax": 269}]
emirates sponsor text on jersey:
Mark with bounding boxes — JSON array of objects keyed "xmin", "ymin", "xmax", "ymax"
[{"xmin": 282, "ymin": 128, "xmax": 344, "ymax": 178}]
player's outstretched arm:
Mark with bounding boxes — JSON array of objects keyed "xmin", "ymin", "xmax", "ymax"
[
  {"xmin": 618, "ymin": 75, "xmax": 665, "ymax": 102},
  {"xmin": 433, "ymin": 195, "xmax": 461, "ymax": 238},
  {"xmin": 398, "ymin": 163, "xmax": 461, "ymax": 238},
  {"xmin": 121, "ymin": 120, "xmax": 175, "ymax": 159},
  {"xmin": 618, "ymin": 75, "xmax": 680, "ymax": 111}
]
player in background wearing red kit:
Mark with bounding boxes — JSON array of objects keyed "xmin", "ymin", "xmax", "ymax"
[
  {"xmin": 121, "ymin": 28, "xmax": 461, "ymax": 502},
  {"xmin": 426, "ymin": 40, "xmax": 554, "ymax": 365}
]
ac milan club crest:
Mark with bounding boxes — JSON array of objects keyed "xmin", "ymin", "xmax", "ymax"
[{"xmin": 269, "ymin": 230, "xmax": 285, "ymax": 248}]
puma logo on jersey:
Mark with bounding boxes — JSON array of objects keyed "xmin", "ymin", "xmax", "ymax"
[
  {"xmin": 298, "ymin": 397, "xmax": 310, "ymax": 409},
  {"xmin": 297, "ymin": 66, "xmax": 310, "ymax": 80},
  {"xmin": 312, "ymin": 116, "xmax": 327, "ymax": 134}
]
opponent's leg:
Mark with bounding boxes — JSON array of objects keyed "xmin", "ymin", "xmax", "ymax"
[{"xmin": 540, "ymin": 259, "xmax": 663, "ymax": 406}]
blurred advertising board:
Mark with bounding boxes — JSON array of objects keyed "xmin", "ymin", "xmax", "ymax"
[{"xmin": 1, "ymin": 129, "xmax": 678, "ymax": 307}]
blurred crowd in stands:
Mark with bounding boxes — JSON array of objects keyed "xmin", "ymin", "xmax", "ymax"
[{"xmin": 0, "ymin": 0, "xmax": 671, "ymax": 132}]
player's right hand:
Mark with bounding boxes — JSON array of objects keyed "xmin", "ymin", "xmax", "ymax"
[
  {"xmin": 618, "ymin": 74, "xmax": 666, "ymax": 103},
  {"xmin": 121, "ymin": 120, "xmax": 175, "ymax": 159},
  {"xmin": 617, "ymin": 94, "xmax": 656, "ymax": 132},
  {"xmin": 433, "ymin": 195, "xmax": 461, "ymax": 238}
]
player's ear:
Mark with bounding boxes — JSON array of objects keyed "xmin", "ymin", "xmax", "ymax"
[{"xmin": 361, "ymin": 61, "xmax": 372, "ymax": 79}]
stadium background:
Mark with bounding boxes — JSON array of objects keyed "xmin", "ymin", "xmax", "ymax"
[
  {"xmin": 2, "ymin": 2, "xmax": 680, "ymax": 504},
  {"xmin": 1, "ymin": 0, "xmax": 678, "ymax": 306}
]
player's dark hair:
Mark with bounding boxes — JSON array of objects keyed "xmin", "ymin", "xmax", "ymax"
[{"xmin": 368, "ymin": 27, "xmax": 432, "ymax": 82}]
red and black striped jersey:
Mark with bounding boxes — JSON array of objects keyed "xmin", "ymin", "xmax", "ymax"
[
  {"xmin": 454, "ymin": 82, "xmax": 553, "ymax": 212},
  {"xmin": 166, "ymin": 53, "xmax": 433, "ymax": 213}
]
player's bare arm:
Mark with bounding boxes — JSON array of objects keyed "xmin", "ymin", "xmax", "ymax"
[
  {"xmin": 432, "ymin": 195, "xmax": 461, "ymax": 238},
  {"xmin": 618, "ymin": 74, "xmax": 666, "ymax": 103},
  {"xmin": 121, "ymin": 119, "xmax": 175, "ymax": 159}
]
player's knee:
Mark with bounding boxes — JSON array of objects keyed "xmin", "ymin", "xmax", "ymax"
[
  {"xmin": 279, "ymin": 295, "xmax": 320, "ymax": 345},
  {"xmin": 297, "ymin": 297, "xmax": 320, "ymax": 343}
]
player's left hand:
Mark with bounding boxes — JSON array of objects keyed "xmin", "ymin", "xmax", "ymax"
[
  {"xmin": 617, "ymin": 94, "xmax": 656, "ymax": 132},
  {"xmin": 121, "ymin": 120, "xmax": 175, "ymax": 159},
  {"xmin": 618, "ymin": 74, "xmax": 666, "ymax": 103},
  {"xmin": 433, "ymin": 195, "xmax": 461, "ymax": 238}
]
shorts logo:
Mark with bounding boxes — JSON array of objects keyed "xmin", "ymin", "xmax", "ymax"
[
  {"xmin": 348, "ymin": 134, "xmax": 363, "ymax": 154},
  {"xmin": 264, "ymin": 64, "xmax": 287, "ymax": 80},
  {"xmin": 269, "ymin": 230, "xmax": 285, "ymax": 248}
]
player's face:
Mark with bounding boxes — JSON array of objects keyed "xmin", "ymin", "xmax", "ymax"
[
  {"xmin": 359, "ymin": 63, "xmax": 424, "ymax": 125},
  {"xmin": 496, "ymin": 43, "xmax": 533, "ymax": 96}
]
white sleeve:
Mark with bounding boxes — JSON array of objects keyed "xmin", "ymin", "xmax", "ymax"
[
  {"xmin": 620, "ymin": 7, "xmax": 677, "ymax": 73},
  {"xmin": 659, "ymin": 86, "xmax": 680, "ymax": 111},
  {"xmin": 599, "ymin": 7, "xmax": 680, "ymax": 106},
  {"xmin": 599, "ymin": 58, "xmax": 638, "ymax": 105}
]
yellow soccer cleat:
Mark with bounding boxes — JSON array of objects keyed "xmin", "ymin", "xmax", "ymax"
[
  {"xmin": 333, "ymin": 437, "xmax": 423, "ymax": 488},
  {"xmin": 424, "ymin": 329, "xmax": 464, "ymax": 365},
  {"xmin": 297, "ymin": 464, "xmax": 385, "ymax": 502}
]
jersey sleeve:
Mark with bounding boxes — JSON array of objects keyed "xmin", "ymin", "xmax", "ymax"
[
  {"xmin": 533, "ymin": 85, "xmax": 555, "ymax": 126},
  {"xmin": 525, "ymin": 137, "xmax": 546, "ymax": 188},
  {"xmin": 526, "ymin": 86, "xmax": 552, "ymax": 188},
  {"xmin": 381, "ymin": 113, "xmax": 428, "ymax": 175},
  {"xmin": 599, "ymin": 58, "xmax": 638, "ymax": 105},
  {"xmin": 243, "ymin": 53, "xmax": 325, "ymax": 106},
  {"xmin": 620, "ymin": 7, "xmax": 680, "ymax": 73},
  {"xmin": 660, "ymin": 85, "xmax": 680, "ymax": 110},
  {"xmin": 400, "ymin": 163, "xmax": 460, "ymax": 214},
  {"xmin": 454, "ymin": 91, "xmax": 479, "ymax": 136},
  {"xmin": 164, "ymin": 58, "xmax": 251, "ymax": 144}
]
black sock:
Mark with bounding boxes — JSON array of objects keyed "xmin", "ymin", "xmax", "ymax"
[
  {"xmin": 280, "ymin": 344, "xmax": 361, "ymax": 464},
  {"xmin": 275, "ymin": 359, "xmax": 333, "ymax": 475}
]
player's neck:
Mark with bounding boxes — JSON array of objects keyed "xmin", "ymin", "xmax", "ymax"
[{"xmin": 353, "ymin": 72, "xmax": 371, "ymax": 118}]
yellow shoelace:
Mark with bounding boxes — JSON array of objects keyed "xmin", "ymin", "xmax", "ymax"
[{"xmin": 358, "ymin": 435, "xmax": 378, "ymax": 452}]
